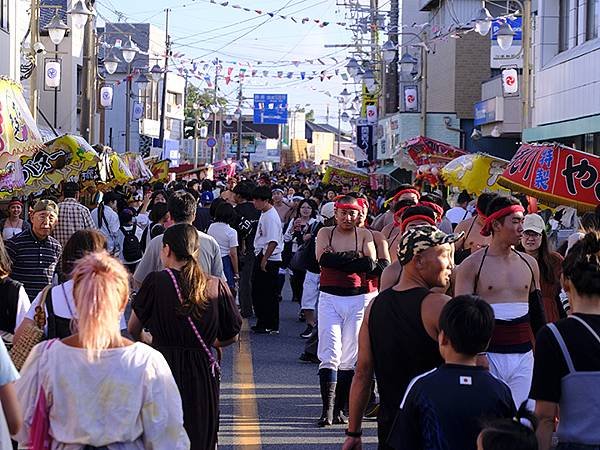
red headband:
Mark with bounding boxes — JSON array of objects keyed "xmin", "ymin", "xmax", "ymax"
[
  {"xmin": 393, "ymin": 188, "xmax": 421, "ymax": 202},
  {"xmin": 419, "ymin": 201, "xmax": 444, "ymax": 221},
  {"xmin": 8, "ymin": 200, "xmax": 22, "ymax": 208},
  {"xmin": 335, "ymin": 202, "xmax": 363, "ymax": 212},
  {"xmin": 402, "ymin": 214, "xmax": 436, "ymax": 232},
  {"xmin": 480, "ymin": 205, "xmax": 525, "ymax": 237},
  {"xmin": 393, "ymin": 206, "xmax": 410, "ymax": 227},
  {"xmin": 475, "ymin": 207, "xmax": 487, "ymax": 219},
  {"xmin": 356, "ymin": 198, "xmax": 368, "ymax": 210}
]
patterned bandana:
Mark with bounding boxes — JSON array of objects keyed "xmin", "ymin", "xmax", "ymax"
[{"xmin": 397, "ymin": 225, "xmax": 463, "ymax": 266}]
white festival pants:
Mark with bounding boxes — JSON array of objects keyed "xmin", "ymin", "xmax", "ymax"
[
  {"xmin": 317, "ymin": 291, "xmax": 370, "ymax": 371},
  {"xmin": 488, "ymin": 350, "xmax": 534, "ymax": 408}
]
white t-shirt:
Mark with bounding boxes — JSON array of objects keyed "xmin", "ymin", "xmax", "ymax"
[
  {"xmin": 26, "ymin": 280, "xmax": 127, "ymax": 331},
  {"xmin": 207, "ymin": 222, "xmax": 239, "ymax": 257},
  {"xmin": 254, "ymin": 206, "xmax": 283, "ymax": 261},
  {"xmin": 445, "ymin": 206, "xmax": 471, "ymax": 225}
]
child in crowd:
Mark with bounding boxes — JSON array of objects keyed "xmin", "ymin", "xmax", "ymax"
[
  {"xmin": 477, "ymin": 404, "xmax": 539, "ymax": 450},
  {"xmin": 388, "ymin": 295, "xmax": 516, "ymax": 450}
]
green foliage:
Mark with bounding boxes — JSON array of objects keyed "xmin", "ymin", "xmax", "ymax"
[{"xmin": 184, "ymin": 84, "xmax": 228, "ymax": 138}]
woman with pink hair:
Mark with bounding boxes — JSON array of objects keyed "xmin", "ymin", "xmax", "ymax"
[{"xmin": 14, "ymin": 252, "xmax": 189, "ymax": 449}]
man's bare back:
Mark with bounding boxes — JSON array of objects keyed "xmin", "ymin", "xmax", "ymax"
[{"xmin": 455, "ymin": 217, "xmax": 491, "ymax": 253}]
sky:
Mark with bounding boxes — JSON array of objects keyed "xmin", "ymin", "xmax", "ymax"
[{"xmin": 95, "ymin": 0, "xmax": 369, "ymax": 125}]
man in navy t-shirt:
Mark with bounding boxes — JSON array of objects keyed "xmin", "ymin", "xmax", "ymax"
[{"xmin": 388, "ymin": 295, "xmax": 516, "ymax": 450}]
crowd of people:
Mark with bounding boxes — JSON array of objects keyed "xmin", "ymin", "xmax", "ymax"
[{"xmin": 0, "ymin": 170, "xmax": 598, "ymax": 450}]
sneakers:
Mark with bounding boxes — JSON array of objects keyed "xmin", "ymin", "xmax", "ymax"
[
  {"xmin": 251, "ymin": 326, "xmax": 279, "ymax": 335},
  {"xmin": 300, "ymin": 324, "xmax": 314, "ymax": 339}
]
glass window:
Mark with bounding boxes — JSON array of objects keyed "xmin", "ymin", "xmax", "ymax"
[
  {"xmin": 559, "ymin": 0, "xmax": 570, "ymax": 52},
  {"xmin": 587, "ymin": 0, "xmax": 599, "ymax": 40},
  {"xmin": 1, "ymin": 0, "xmax": 7, "ymax": 30}
]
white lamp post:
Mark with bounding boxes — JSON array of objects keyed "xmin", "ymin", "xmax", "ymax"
[
  {"xmin": 474, "ymin": 5, "xmax": 493, "ymax": 36},
  {"xmin": 68, "ymin": 0, "xmax": 93, "ymax": 29},
  {"xmin": 150, "ymin": 63, "xmax": 163, "ymax": 82},
  {"xmin": 103, "ymin": 49, "xmax": 120, "ymax": 75},
  {"xmin": 45, "ymin": 12, "xmax": 69, "ymax": 45},
  {"xmin": 399, "ymin": 53, "xmax": 418, "ymax": 75},
  {"xmin": 120, "ymin": 36, "xmax": 138, "ymax": 64},
  {"xmin": 496, "ymin": 20, "xmax": 515, "ymax": 50},
  {"xmin": 382, "ymin": 39, "xmax": 397, "ymax": 64}
]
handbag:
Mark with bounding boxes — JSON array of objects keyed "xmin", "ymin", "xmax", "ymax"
[
  {"xmin": 165, "ymin": 269, "xmax": 221, "ymax": 379},
  {"xmin": 29, "ymin": 339, "xmax": 57, "ymax": 450},
  {"xmin": 10, "ymin": 286, "xmax": 51, "ymax": 371},
  {"xmin": 289, "ymin": 242, "xmax": 310, "ymax": 272}
]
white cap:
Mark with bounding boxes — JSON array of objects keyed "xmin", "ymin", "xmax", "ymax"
[
  {"xmin": 320, "ymin": 202, "xmax": 335, "ymax": 220},
  {"xmin": 523, "ymin": 213, "xmax": 545, "ymax": 234}
]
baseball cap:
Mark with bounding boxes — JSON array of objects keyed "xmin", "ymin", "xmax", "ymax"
[
  {"xmin": 33, "ymin": 199, "xmax": 59, "ymax": 216},
  {"xmin": 320, "ymin": 202, "xmax": 335, "ymax": 220},
  {"xmin": 397, "ymin": 224, "xmax": 463, "ymax": 266},
  {"xmin": 201, "ymin": 190, "xmax": 214, "ymax": 205},
  {"xmin": 523, "ymin": 213, "xmax": 545, "ymax": 234}
]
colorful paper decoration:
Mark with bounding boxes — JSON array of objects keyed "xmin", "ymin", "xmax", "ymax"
[{"xmin": 442, "ymin": 153, "xmax": 509, "ymax": 195}]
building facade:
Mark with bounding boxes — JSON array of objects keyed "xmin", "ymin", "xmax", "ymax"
[{"xmin": 525, "ymin": 0, "xmax": 600, "ymax": 154}]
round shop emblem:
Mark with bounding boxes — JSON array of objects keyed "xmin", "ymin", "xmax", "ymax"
[
  {"xmin": 407, "ymin": 95, "xmax": 415, "ymax": 103},
  {"xmin": 47, "ymin": 68, "xmax": 57, "ymax": 78},
  {"xmin": 505, "ymin": 75, "xmax": 515, "ymax": 86}
]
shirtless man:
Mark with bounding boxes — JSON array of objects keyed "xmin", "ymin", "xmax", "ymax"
[
  {"xmin": 380, "ymin": 199, "xmax": 417, "ymax": 262},
  {"xmin": 454, "ymin": 195, "xmax": 546, "ymax": 407},
  {"xmin": 453, "ymin": 192, "xmax": 497, "ymax": 265},
  {"xmin": 380, "ymin": 205, "xmax": 437, "ymax": 291},
  {"xmin": 342, "ymin": 225, "xmax": 461, "ymax": 450},
  {"xmin": 356, "ymin": 196, "xmax": 390, "ymax": 300},
  {"xmin": 315, "ymin": 196, "xmax": 377, "ymax": 427},
  {"xmin": 371, "ymin": 185, "xmax": 420, "ymax": 231}
]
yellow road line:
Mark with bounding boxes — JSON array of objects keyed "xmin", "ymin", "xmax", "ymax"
[{"xmin": 232, "ymin": 320, "xmax": 262, "ymax": 449}]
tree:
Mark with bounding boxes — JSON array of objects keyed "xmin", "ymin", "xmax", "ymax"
[{"xmin": 184, "ymin": 84, "xmax": 228, "ymax": 139}]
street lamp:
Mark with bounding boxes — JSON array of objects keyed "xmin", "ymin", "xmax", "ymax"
[
  {"xmin": 120, "ymin": 35, "xmax": 138, "ymax": 64},
  {"xmin": 362, "ymin": 67, "xmax": 376, "ymax": 93},
  {"xmin": 496, "ymin": 20, "xmax": 515, "ymax": 50},
  {"xmin": 340, "ymin": 88, "xmax": 351, "ymax": 99},
  {"xmin": 399, "ymin": 53, "xmax": 418, "ymax": 75},
  {"xmin": 474, "ymin": 5, "xmax": 493, "ymax": 36},
  {"xmin": 150, "ymin": 63, "xmax": 163, "ymax": 82},
  {"xmin": 346, "ymin": 58, "xmax": 360, "ymax": 77},
  {"xmin": 353, "ymin": 66, "xmax": 364, "ymax": 83},
  {"xmin": 134, "ymin": 72, "xmax": 150, "ymax": 87},
  {"xmin": 341, "ymin": 112, "xmax": 350, "ymax": 122},
  {"xmin": 45, "ymin": 12, "xmax": 69, "ymax": 45},
  {"xmin": 103, "ymin": 49, "xmax": 120, "ymax": 75},
  {"xmin": 225, "ymin": 115, "xmax": 233, "ymax": 126},
  {"xmin": 68, "ymin": 0, "xmax": 93, "ymax": 29},
  {"xmin": 202, "ymin": 110, "xmax": 211, "ymax": 121},
  {"xmin": 382, "ymin": 39, "xmax": 397, "ymax": 64}
]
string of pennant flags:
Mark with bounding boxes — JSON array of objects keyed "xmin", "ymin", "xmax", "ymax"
[{"xmin": 206, "ymin": 0, "xmax": 346, "ymax": 28}]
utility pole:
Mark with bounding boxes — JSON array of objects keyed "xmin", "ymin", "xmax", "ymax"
[
  {"xmin": 236, "ymin": 82, "xmax": 242, "ymax": 161},
  {"xmin": 80, "ymin": 0, "xmax": 96, "ymax": 143},
  {"xmin": 193, "ymin": 110, "xmax": 199, "ymax": 168},
  {"xmin": 158, "ymin": 8, "xmax": 171, "ymax": 148},
  {"xmin": 521, "ymin": 0, "xmax": 532, "ymax": 137},
  {"xmin": 387, "ymin": 0, "xmax": 399, "ymax": 114},
  {"xmin": 29, "ymin": 0, "xmax": 40, "ymax": 121},
  {"xmin": 125, "ymin": 63, "xmax": 131, "ymax": 152},
  {"xmin": 210, "ymin": 64, "xmax": 219, "ymax": 163},
  {"xmin": 419, "ymin": 31, "xmax": 428, "ymax": 137},
  {"xmin": 337, "ymin": 107, "xmax": 341, "ymax": 156}
]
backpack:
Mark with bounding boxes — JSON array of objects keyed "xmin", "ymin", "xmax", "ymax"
[{"xmin": 120, "ymin": 225, "xmax": 142, "ymax": 262}]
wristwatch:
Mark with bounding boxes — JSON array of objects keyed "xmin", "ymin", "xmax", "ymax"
[{"xmin": 345, "ymin": 429, "xmax": 362, "ymax": 438}]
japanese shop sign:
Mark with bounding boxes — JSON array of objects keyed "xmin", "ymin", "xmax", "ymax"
[
  {"xmin": 499, "ymin": 143, "xmax": 600, "ymax": 211},
  {"xmin": 356, "ymin": 123, "xmax": 373, "ymax": 161}
]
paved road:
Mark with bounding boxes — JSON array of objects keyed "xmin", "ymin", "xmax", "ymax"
[{"xmin": 218, "ymin": 282, "xmax": 378, "ymax": 449}]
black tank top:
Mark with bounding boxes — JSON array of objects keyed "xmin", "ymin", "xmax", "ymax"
[
  {"xmin": 0, "ymin": 278, "xmax": 22, "ymax": 333},
  {"xmin": 368, "ymin": 287, "xmax": 443, "ymax": 423}
]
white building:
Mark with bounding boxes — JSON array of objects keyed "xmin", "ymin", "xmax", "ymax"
[
  {"xmin": 101, "ymin": 22, "xmax": 185, "ymax": 155},
  {"xmin": 0, "ymin": 0, "xmax": 23, "ymax": 82},
  {"xmin": 525, "ymin": 0, "xmax": 600, "ymax": 153}
]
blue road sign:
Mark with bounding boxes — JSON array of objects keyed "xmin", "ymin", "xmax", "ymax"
[
  {"xmin": 253, "ymin": 94, "xmax": 288, "ymax": 124},
  {"xmin": 206, "ymin": 137, "xmax": 217, "ymax": 147}
]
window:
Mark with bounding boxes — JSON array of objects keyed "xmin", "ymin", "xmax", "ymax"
[
  {"xmin": 1, "ymin": 0, "xmax": 8, "ymax": 30},
  {"xmin": 559, "ymin": 0, "xmax": 570, "ymax": 52},
  {"xmin": 587, "ymin": 0, "xmax": 599, "ymax": 40}
]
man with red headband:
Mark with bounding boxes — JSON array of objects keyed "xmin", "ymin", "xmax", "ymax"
[
  {"xmin": 454, "ymin": 192, "xmax": 497, "ymax": 265},
  {"xmin": 315, "ymin": 195, "xmax": 377, "ymax": 427},
  {"xmin": 343, "ymin": 225, "xmax": 460, "ymax": 450},
  {"xmin": 455, "ymin": 194, "xmax": 546, "ymax": 408},
  {"xmin": 371, "ymin": 185, "xmax": 421, "ymax": 231}
]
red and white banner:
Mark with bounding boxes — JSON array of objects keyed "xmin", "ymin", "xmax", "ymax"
[{"xmin": 404, "ymin": 86, "xmax": 418, "ymax": 112}]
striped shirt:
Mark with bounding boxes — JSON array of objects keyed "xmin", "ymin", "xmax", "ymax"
[
  {"xmin": 53, "ymin": 198, "xmax": 96, "ymax": 246},
  {"xmin": 5, "ymin": 229, "xmax": 62, "ymax": 300}
]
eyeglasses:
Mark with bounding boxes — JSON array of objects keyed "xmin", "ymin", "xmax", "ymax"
[{"xmin": 523, "ymin": 230, "xmax": 541, "ymax": 238}]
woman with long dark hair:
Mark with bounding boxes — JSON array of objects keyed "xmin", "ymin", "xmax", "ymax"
[
  {"xmin": 283, "ymin": 199, "xmax": 319, "ymax": 303},
  {"xmin": 516, "ymin": 214, "xmax": 565, "ymax": 322},
  {"xmin": 129, "ymin": 223, "xmax": 242, "ymax": 450}
]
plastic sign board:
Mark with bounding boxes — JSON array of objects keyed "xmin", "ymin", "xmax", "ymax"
[
  {"xmin": 45, "ymin": 61, "xmax": 61, "ymax": 88},
  {"xmin": 366, "ymin": 105, "xmax": 378, "ymax": 124},
  {"xmin": 253, "ymin": 94, "xmax": 288, "ymax": 124},
  {"xmin": 404, "ymin": 85, "xmax": 418, "ymax": 112},
  {"xmin": 356, "ymin": 123, "xmax": 374, "ymax": 162},
  {"xmin": 502, "ymin": 68, "xmax": 519, "ymax": 96},
  {"xmin": 99, "ymin": 85, "xmax": 114, "ymax": 109}
]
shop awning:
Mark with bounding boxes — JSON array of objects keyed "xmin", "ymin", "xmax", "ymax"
[{"xmin": 375, "ymin": 164, "xmax": 405, "ymax": 183}]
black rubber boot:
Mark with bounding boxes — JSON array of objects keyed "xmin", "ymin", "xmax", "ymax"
[
  {"xmin": 333, "ymin": 369, "xmax": 354, "ymax": 424},
  {"xmin": 317, "ymin": 369, "xmax": 336, "ymax": 427}
]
